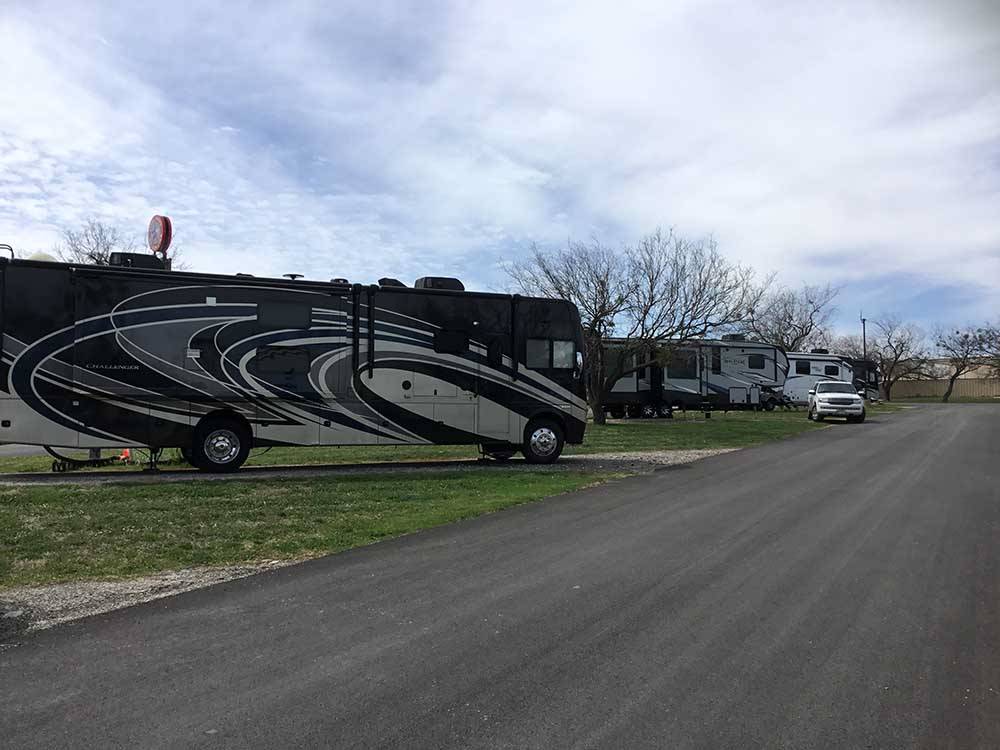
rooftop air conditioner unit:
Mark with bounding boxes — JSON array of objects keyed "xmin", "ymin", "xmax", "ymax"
[{"xmin": 414, "ymin": 276, "xmax": 464, "ymax": 291}]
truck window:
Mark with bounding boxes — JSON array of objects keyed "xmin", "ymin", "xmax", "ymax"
[
  {"xmin": 748, "ymin": 354, "xmax": 765, "ymax": 370},
  {"xmin": 258, "ymin": 302, "xmax": 311, "ymax": 329},
  {"xmin": 824, "ymin": 364, "xmax": 839, "ymax": 376},
  {"xmin": 526, "ymin": 338, "xmax": 549, "ymax": 369},
  {"xmin": 795, "ymin": 360, "xmax": 810, "ymax": 375}
]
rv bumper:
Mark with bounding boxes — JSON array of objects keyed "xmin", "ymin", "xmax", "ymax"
[{"xmin": 564, "ymin": 416, "xmax": 587, "ymax": 444}]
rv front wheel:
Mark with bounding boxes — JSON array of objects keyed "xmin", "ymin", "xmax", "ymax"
[
  {"xmin": 192, "ymin": 417, "xmax": 251, "ymax": 472},
  {"xmin": 522, "ymin": 419, "xmax": 564, "ymax": 464}
]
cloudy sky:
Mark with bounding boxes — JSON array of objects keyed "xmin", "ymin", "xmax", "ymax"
[{"xmin": 1, "ymin": 0, "xmax": 998, "ymax": 334}]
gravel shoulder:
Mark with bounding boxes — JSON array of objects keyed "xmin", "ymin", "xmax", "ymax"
[{"xmin": 0, "ymin": 448, "xmax": 733, "ymax": 639}]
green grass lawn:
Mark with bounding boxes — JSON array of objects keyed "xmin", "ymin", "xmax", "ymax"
[
  {"xmin": 0, "ymin": 408, "xmax": 839, "ymax": 474},
  {"xmin": 0, "ymin": 470, "xmax": 606, "ymax": 589},
  {"xmin": 894, "ymin": 396, "xmax": 1000, "ymax": 404}
]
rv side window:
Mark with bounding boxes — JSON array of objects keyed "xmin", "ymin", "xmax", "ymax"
[
  {"xmin": 434, "ymin": 330, "xmax": 469, "ymax": 354},
  {"xmin": 711, "ymin": 348, "xmax": 722, "ymax": 374},
  {"xmin": 667, "ymin": 350, "xmax": 697, "ymax": 379},
  {"xmin": 526, "ymin": 338, "xmax": 549, "ymax": 369},
  {"xmin": 257, "ymin": 346, "xmax": 311, "ymax": 374},
  {"xmin": 258, "ymin": 302, "xmax": 311, "ymax": 329},
  {"xmin": 824, "ymin": 364, "xmax": 839, "ymax": 376},
  {"xmin": 748, "ymin": 354, "xmax": 766, "ymax": 370},
  {"xmin": 552, "ymin": 340, "xmax": 575, "ymax": 369},
  {"xmin": 795, "ymin": 360, "xmax": 810, "ymax": 375}
]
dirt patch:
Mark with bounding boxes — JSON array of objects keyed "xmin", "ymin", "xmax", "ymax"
[{"xmin": 1, "ymin": 560, "xmax": 296, "ymax": 642}]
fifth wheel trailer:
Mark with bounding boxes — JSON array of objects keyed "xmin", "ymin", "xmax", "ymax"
[
  {"xmin": 0, "ymin": 254, "xmax": 587, "ymax": 471},
  {"xmin": 602, "ymin": 336, "xmax": 789, "ymax": 417}
]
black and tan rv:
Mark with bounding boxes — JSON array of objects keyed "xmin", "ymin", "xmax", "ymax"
[{"xmin": 0, "ymin": 253, "xmax": 586, "ymax": 471}]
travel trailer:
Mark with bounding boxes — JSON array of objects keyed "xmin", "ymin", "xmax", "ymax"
[
  {"xmin": 602, "ymin": 336, "xmax": 789, "ymax": 417},
  {"xmin": 0, "ymin": 252, "xmax": 586, "ymax": 471},
  {"xmin": 783, "ymin": 349, "xmax": 855, "ymax": 405}
]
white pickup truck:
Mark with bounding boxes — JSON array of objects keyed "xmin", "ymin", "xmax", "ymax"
[{"xmin": 807, "ymin": 381, "xmax": 866, "ymax": 423}]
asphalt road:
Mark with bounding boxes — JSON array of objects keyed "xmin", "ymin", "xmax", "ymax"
[{"xmin": 3, "ymin": 404, "xmax": 998, "ymax": 749}]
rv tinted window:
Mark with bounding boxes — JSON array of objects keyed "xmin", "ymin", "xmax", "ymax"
[
  {"xmin": 552, "ymin": 340, "xmax": 575, "ymax": 369},
  {"xmin": 434, "ymin": 330, "xmax": 468, "ymax": 354},
  {"xmin": 526, "ymin": 338, "xmax": 549, "ymax": 369},
  {"xmin": 258, "ymin": 302, "xmax": 311, "ymax": 329},
  {"xmin": 824, "ymin": 364, "xmax": 839, "ymax": 376},
  {"xmin": 795, "ymin": 360, "xmax": 810, "ymax": 375},
  {"xmin": 711, "ymin": 348, "xmax": 722, "ymax": 374},
  {"xmin": 257, "ymin": 346, "xmax": 311, "ymax": 374},
  {"xmin": 667, "ymin": 350, "xmax": 697, "ymax": 379},
  {"xmin": 748, "ymin": 354, "xmax": 766, "ymax": 370}
]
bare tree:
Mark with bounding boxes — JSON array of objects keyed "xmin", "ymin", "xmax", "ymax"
[
  {"xmin": 504, "ymin": 228, "xmax": 764, "ymax": 422},
  {"xmin": 503, "ymin": 238, "xmax": 638, "ymax": 424},
  {"xmin": 933, "ymin": 326, "xmax": 990, "ymax": 402},
  {"xmin": 746, "ymin": 283, "xmax": 839, "ymax": 351},
  {"xmin": 868, "ymin": 317, "xmax": 929, "ymax": 401},
  {"xmin": 982, "ymin": 322, "xmax": 1000, "ymax": 376},
  {"xmin": 824, "ymin": 333, "xmax": 866, "ymax": 360},
  {"xmin": 54, "ymin": 219, "xmax": 138, "ymax": 265},
  {"xmin": 54, "ymin": 217, "xmax": 185, "ymax": 267}
]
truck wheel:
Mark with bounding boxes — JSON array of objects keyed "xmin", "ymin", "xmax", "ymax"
[
  {"xmin": 521, "ymin": 419, "xmax": 564, "ymax": 464},
  {"xmin": 763, "ymin": 399, "xmax": 776, "ymax": 411},
  {"xmin": 191, "ymin": 416, "xmax": 251, "ymax": 473}
]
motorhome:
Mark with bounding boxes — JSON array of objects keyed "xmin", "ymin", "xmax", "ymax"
[
  {"xmin": 845, "ymin": 357, "xmax": 880, "ymax": 401},
  {"xmin": 783, "ymin": 349, "xmax": 855, "ymax": 405},
  {"xmin": 0, "ymin": 252, "xmax": 586, "ymax": 471},
  {"xmin": 602, "ymin": 336, "xmax": 789, "ymax": 417}
]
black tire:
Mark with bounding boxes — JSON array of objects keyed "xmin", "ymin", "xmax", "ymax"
[
  {"xmin": 640, "ymin": 404, "xmax": 657, "ymax": 419},
  {"xmin": 521, "ymin": 418, "xmax": 565, "ymax": 464},
  {"xmin": 849, "ymin": 411, "xmax": 866, "ymax": 424},
  {"xmin": 763, "ymin": 399, "xmax": 776, "ymax": 412},
  {"xmin": 191, "ymin": 416, "xmax": 251, "ymax": 473},
  {"xmin": 657, "ymin": 404, "xmax": 673, "ymax": 418},
  {"xmin": 608, "ymin": 406, "xmax": 626, "ymax": 420}
]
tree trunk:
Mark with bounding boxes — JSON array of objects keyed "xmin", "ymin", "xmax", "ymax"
[
  {"xmin": 882, "ymin": 380, "xmax": 893, "ymax": 401},
  {"xmin": 589, "ymin": 392, "xmax": 606, "ymax": 425},
  {"xmin": 942, "ymin": 372, "xmax": 960, "ymax": 403}
]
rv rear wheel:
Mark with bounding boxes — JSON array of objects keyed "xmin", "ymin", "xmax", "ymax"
[
  {"xmin": 521, "ymin": 419, "xmax": 565, "ymax": 464},
  {"xmin": 641, "ymin": 405, "xmax": 657, "ymax": 419},
  {"xmin": 191, "ymin": 416, "xmax": 251, "ymax": 473},
  {"xmin": 657, "ymin": 404, "xmax": 673, "ymax": 418},
  {"xmin": 763, "ymin": 399, "xmax": 776, "ymax": 412}
]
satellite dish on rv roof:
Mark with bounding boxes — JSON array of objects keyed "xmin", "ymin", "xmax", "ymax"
[{"xmin": 147, "ymin": 215, "xmax": 173, "ymax": 256}]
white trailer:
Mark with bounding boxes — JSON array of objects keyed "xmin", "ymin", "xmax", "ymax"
[{"xmin": 783, "ymin": 350, "xmax": 855, "ymax": 405}]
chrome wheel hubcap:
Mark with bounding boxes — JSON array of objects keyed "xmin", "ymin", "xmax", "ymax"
[
  {"xmin": 205, "ymin": 429, "xmax": 240, "ymax": 464},
  {"xmin": 529, "ymin": 427, "xmax": 557, "ymax": 457}
]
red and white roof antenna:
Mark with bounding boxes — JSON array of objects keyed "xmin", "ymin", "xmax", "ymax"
[{"xmin": 147, "ymin": 215, "xmax": 173, "ymax": 257}]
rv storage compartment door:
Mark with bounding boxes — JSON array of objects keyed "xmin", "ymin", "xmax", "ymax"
[{"xmin": 729, "ymin": 386, "xmax": 748, "ymax": 406}]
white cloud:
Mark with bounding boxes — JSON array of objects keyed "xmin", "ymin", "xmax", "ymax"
[{"xmin": 0, "ymin": 0, "xmax": 997, "ymax": 324}]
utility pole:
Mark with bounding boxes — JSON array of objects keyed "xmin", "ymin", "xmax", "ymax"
[{"xmin": 860, "ymin": 311, "xmax": 867, "ymax": 360}]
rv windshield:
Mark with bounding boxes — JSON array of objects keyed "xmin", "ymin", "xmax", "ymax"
[{"xmin": 816, "ymin": 382, "xmax": 856, "ymax": 394}]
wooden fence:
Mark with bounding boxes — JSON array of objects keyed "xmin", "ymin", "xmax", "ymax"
[{"xmin": 891, "ymin": 378, "xmax": 1000, "ymax": 400}]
